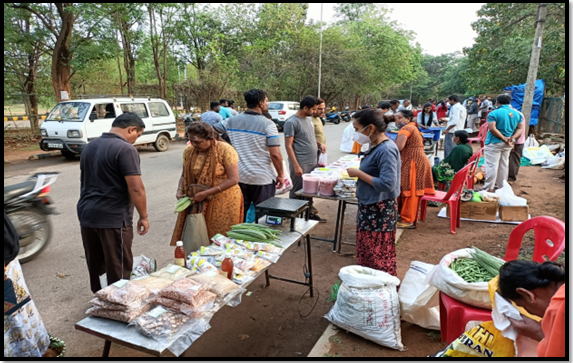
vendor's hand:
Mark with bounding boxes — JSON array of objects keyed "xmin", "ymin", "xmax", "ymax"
[
  {"xmin": 346, "ymin": 168, "xmax": 360, "ymax": 178},
  {"xmin": 137, "ymin": 217, "xmax": 149, "ymax": 236},
  {"xmin": 276, "ymin": 175, "xmax": 285, "ymax": 189},
  {"xmin": 193, "ymin": 190, "xmax": 209, "ymax": 202},
  {"xmin": 294, "ymin": 165, "xmax": 303, "ymax": 177},
  {"xmin": 508, "ymin": 315, "xmax": 544, "ymax": 342},
  {"xmin": 176, "ymin": 189, "xmax": 186, "ymax": 200},
  {"xmin": 443, "ymin": 129, "xmax": 449, "ymax": 135},
  {"xmin": 318, "ymin": 143, "xmax": 327, "ymax": 154}
]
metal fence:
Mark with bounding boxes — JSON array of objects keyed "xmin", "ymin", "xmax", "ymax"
[{"xmin": 537, "ymin": 97, "xmax": 565, "ymax": 134}]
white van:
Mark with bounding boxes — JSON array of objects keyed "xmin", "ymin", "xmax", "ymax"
[
  {"xmin": 268, "ymin": 101, "xmax": 300, "ymax": 131},
  {"xmin": 39, "ymin": 97, "xmax": 177, "ymax": 159}
]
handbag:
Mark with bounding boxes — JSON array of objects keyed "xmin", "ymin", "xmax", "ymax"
[
  {"xmin": 181, "ymin": 203, "xmax": 211, "ymax": 253},
  {"xmin": 4, "ymin": 263, "xmax": 31, "ymax": 316}
]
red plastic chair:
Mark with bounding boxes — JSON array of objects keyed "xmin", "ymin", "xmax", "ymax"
[
  {"xmin": 466, "ymin": 147, "xmax": 484, "ymax": 190},
  {"xmin": 468, "ymin": 122, "xmax": 488, "ymax": 148},
  {"xmin": 414, "ymin": 162, "xmax": 474, "ymax": 234},
  {"xmin": 439, "ymin": 216, "xmax": 565, "ymax": 344},
  {"xmin": 439, "ymin": 293, "xmax": 493, "ymax": 344},
  {"xmin": 504, "ymin": 216, "xmax": 565, "ymax": 262}
]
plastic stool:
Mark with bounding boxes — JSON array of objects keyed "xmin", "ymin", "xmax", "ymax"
[{"xmin": 439, "ymin": 292, "xmax": 492, "ymax": 344}]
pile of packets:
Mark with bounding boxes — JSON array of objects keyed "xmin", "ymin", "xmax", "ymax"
[{"xmin": 187, "ymin": 234, "xmax": 286, "ymax": 286}]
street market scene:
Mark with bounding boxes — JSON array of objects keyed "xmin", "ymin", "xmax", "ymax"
[{"xmin": 3, "ymin": 2, "xmax": 567, "ymax": 359}]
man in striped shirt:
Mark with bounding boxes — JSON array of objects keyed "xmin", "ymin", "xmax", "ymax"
[{"xmin": 224, "ymin": 89, "xmax": 285, "ymax": 220}]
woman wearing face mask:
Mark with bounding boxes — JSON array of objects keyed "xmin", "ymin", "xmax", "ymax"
[
  {"xmin": 498, "ymin": 260, "xmax": 565, "ymax": 357},
  {"xmin": 417, "ymin": 102, "xmax": 439, "ymax": 129},
  {"xmin": 346, "ymin": 109, "xmax": 400, "ymax": 276},
  {"xmin": 394, "ymin": 110, "xmax": 435, "ymax": 228}
]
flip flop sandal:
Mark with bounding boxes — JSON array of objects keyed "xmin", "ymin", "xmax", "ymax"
[{"xmin": 397, "ymin": 222, "xmax": 415, "ymax": 229}]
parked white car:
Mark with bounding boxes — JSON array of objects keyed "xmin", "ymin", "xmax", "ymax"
[
  {"xmin": 39, "ymin": 97, "xmax": 177, "ymax": 159},
  {"xmin": 268, "ymin": 101, "xmax": 300, "ymax": 131}
]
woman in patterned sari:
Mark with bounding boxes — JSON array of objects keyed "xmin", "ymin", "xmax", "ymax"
[
  {"xmin": 394, "ymin": 110, "xmax": 435, "ymax": 228},
  {"xmin": 347, "ymin": 109, "xmax": 401, "ymax": 276},
  {"xmin": 171, "ymin": 123, "xmax": 243, "ymax": 246}
]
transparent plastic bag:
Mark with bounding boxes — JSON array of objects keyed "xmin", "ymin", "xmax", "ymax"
[
  {"xmin": 188, "ymin": 273, "xmax": 241, "ymax": 299},
  {"xmin": 130, "ymin": 276, "xmax": 174, "ymax": 294},
  {"xmin": 94, "ymin": 279, "xmax": 151, "ymax": 306},
  {"xmin": 158, "ymin": 278, "xmax": 213, "ymax": 305},
  {"xmin": 151, "ymin": 264, "xmax": 194, "ymax": 281},
  {"xmin": 318, "ymin": 153, "xmax": 328, "ymax": 167},
  {"xmin": 495, "ymin": 180, "xmax": 527, "ymax": 207},
  {"xmin": 153, "ymin": 294, "xmax": 216, "ymax": 315},
  {"xmin": 130, "ymin": 255, "xmax": 157, "ymax": 279},
  {"xmin": 90, "ymin": 297, "xmax": 146, "ymax": 312},
  {"xmin": 86, "ymin": 303, "xmax": 151, "ymax": 323}
]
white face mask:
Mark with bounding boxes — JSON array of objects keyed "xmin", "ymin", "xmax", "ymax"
[{"xmin": 352, "ymin": 125, "xmax": 372, "ymax": 145}]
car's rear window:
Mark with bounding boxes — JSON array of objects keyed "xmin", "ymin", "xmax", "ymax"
[{"xmin": 268, "ymin": 103, "xmax": 284, "ymax": 110}]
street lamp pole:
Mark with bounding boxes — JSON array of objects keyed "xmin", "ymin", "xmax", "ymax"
[{"xmin": 318, "ymin": 3, "xmax": 323, "ymax": 98}]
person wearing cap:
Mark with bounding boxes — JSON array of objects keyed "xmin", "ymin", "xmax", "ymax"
[{"xmin": 432, "ymin": 130, "xmax": 473, "ymax": 183}]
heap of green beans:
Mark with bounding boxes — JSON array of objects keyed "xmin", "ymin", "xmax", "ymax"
[{"xmin": 449, "ymin": 257, "xmax": 496, "ymax": 283}]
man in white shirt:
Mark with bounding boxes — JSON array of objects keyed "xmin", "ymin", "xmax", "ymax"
[
  {"xmin": 387, "ymin": 100, "xmax": 400, "ymax": 115},
  {"xmin": 443, "ymin": 95, "xmax": 467, "ymax": 158},
  {"xmin": 398, "ymin": 99, "xmax": 411, "ymax": 111},
  {"xmin": 228, "ymin": 100, "xmax": 239, "ymax": 116}
]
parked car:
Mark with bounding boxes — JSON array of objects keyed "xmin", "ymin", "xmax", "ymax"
[
  {"xmin": 39, "ymin": 97, "xmax": 177, "ymax": 159},
  {"xmin": 268, "ymin": 101, "xmax": 300, "ymax": 131}
]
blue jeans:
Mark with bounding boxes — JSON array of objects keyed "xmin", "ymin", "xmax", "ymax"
[{"xmin": 444, "ymin": 133, "xmax": 455, "ymax": 159}]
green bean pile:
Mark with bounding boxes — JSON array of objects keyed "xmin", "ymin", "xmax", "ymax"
[{"xmin": 449, "ymin": 257, "xmax": 496, "ymax": 283}]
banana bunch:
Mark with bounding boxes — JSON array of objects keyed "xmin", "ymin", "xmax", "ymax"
[{"xmin": 174, "ymin": 196, "xmax": 193, "ymax": 213}]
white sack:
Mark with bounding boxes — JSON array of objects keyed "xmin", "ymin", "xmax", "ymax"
[
  {"xmin": 325, "ymin": 265, "xmax": 404, "ymax": 351},
  {"xmin": 398, "ymin": 261, "xmax": 440, "ymax": 330}
]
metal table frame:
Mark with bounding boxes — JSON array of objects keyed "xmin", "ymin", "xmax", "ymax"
[
  {"xmin": 294, "ymin": 189, "xmax": 358, "ymax": 253},
  {"xmin": 75, "ymin": 217, "xmax": 319, "ymax": 357}
]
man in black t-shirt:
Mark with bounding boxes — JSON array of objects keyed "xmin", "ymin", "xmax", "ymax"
[{"xmin": 77, "ymin": 112, "xmax": 149, "ymax": 293}]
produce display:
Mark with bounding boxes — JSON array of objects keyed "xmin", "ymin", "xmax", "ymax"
[
  {"xmin": 449, "ymin": 247, "xmax": 504, "ymax": 283},
  {"xmin": 226, "ymin": 223, "xmax": 283, "ymax": 244}
]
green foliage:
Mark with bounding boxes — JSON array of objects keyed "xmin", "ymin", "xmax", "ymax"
[{"xmin": 464, "ymin": 3, "xmax": 565, "ymax": 95}]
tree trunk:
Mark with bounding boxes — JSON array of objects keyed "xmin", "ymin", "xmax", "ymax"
[
  {"xmin": 149, "ymin": 6, "xmax": 164, "ymax": 99},
  {"xmin": 115, "ymin": 27, "xmax": 124, "ymax": 95},
  {"xmin": 52, "ymin": 3, "xmax": 75, "ymax": 102},
  {"xmin": 160, "ymin": 9, "xmax": 168, "ymax": 99}
]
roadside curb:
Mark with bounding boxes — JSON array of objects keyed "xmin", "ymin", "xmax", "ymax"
[
  {"xmin": 307, "ymin": 228, "xmax": 405, "ymax": 357},
  {"xmin": 28, "ymin": 151, "xmax": 62, "ymax": 161}
]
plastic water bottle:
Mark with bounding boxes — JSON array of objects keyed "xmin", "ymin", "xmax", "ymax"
[{"xmin": 434, "ymin": 157, "xmax": 440, "ymax": 166}]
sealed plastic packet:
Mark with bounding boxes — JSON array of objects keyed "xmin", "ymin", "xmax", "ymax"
[
  {"xmin": 86, "ymin": 303, "xmax": 151, "ymax": 323},
  {"xmin": 151, "ymin": 264, "xmax": 194, "ymax": 281},
  {"xmin": 153, "ymin": 294, "xmax": 216, "ymax": 316},
  {"xmin": 188, "ymin": 273, "xmax": 242, "ymax": 299},
  {"xmin": 130, "ymin": 276, "xmax": 174, "ymax": 294},
  {"xmin": 132, "ymin": 306, "xmax": 191, "ymax": 338},
  {"xmin": 158, "ymin": 278, "xmax": 213, "ymax": 306},
  {"xmin": 255, "ymin": 251, "xmax": 280, "ymax": 263},
  {"xmin": 94, "ymin": 279, "xmax": 151, "ymax": 306}
]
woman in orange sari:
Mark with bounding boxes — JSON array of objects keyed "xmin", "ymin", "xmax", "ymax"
[
  {"xmin": 498, "ymin": 260, "xmax": 565, "ymax": 358},
  {"xmin": 394, "ymin": 110, "xmax": 435, "ymax": 228},
  {"xmin": 171, "ymin": 123, "xmax": 243, "ymax": 246}
]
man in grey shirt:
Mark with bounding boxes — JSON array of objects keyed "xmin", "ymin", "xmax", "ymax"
[
  {"xmin": 284, "ymin": 95, "xmax": 326, "ymax": 221},
  {"xmin": 201, "ymin": 101, "xmax": 223, "ymax": 126},
  {"xmin": 228, "ymin": 100, "xmax": 239, "ymax": 116}
]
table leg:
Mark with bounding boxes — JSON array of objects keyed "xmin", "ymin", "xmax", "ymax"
[
  {"xmin": 264, "ymin": 270, "xmax": 270, "ymax": 287},
  {"xmin": 330, "ymin": 200, "xmax": 343, "ymax": 252},
  {"xmin": 336, "ymin": 201, "xmax": 348, "ymax": 254},
  {"xmin": 306, "ymin": 234, "xmax": 313, "ymax": 298},
  {"xmin": 102, "ymin": 340, "xmax": 112, "ymax": 357}
]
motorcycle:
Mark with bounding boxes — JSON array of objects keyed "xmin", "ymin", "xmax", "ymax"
[
  {"xmin": 325, "ymin": 112, "xmax": 341, "ymax": 124},
  {"xmin": 339, "ymin": 111, "xmax": 352, "ymax": 122},
  {"xmin": 4, "ymin": 173, "xmax": 59, "ymax": 263}
]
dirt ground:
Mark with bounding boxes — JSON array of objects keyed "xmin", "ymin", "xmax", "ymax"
[{"xmin": 4, "ymin": 130, "xmax": 46, "ymax": 164}]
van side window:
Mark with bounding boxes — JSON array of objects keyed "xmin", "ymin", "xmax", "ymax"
[
  {"xmin": 90, "ymin": 103, "xmax": 115, "ymax": 119},
  {"xmin": 148, "ymin": 102, "xmax": 170, "ymax": 117},
  {"xmin": 120, "ymin": 103, "xmax": 149, "ymax": 118}
]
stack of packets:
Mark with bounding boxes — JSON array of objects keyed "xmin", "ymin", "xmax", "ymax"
[
  {"xmin": 186, "ymin": 234, "xmax": 285, "ymax": 286},
  {"xmin": 87, "ymin": 279, "xmax": 153, "ymax": 323}
]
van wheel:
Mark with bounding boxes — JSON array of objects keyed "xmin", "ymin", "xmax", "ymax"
[
  {"xmin": 154, "ymin": 134, "xmax": 170, "ymax": 152},
  {"xmin": 61, "ymin": 149, "xmax": 77, "ymax": 160}
]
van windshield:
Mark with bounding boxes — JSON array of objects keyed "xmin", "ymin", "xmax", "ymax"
[{"xmin": 46, "ymin": 102, "xmax": 91, "ymax": 122}]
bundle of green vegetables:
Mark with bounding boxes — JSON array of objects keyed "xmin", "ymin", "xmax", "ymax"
[
  {"xmin": 449, "ymin": 247, "xmax": 505, "ymax": 283},
  {"xmin": 226, "ymin": 223, "xmax": 282, "ymax": 244}
]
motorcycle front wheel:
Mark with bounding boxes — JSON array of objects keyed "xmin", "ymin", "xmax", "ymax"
[{"xmin": 9, "ymin": 209, "xmax": 52, "ymax": 263}]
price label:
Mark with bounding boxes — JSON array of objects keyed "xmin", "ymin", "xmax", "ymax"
[
  {"xmin": 147, "ymin": 306, "xmax": 168, "ymax": 318},
  {"xmin": 112, "ymin": 279, "xmax": 129, "ymax": 288}
]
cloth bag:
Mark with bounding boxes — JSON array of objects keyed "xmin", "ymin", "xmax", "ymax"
[{"xmin": 181, "ymin": 203, "xmax": 210, "ymax": 253}]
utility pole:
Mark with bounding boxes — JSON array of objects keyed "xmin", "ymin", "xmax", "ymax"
[
  {"xmin": 522, "ymin": 3, "xmax": 548, "ymax": 133},
  {"xmin": 317, "ymin": 3, "xmax": 323, "ymax": 98}
]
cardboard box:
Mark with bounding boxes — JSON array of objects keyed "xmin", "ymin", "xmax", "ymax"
[
  {"xmin": 499, "ymin": 205, "xmax": 529, "ymax": 222},
  {"xmin": 447, "ymin": 201, "xmax": 498, "ymax": 221}
]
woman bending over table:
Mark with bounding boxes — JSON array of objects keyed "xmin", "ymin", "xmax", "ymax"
[
  {"xmin": 171, "ymin": 123, "xmax": 243, "ymax": 246},
  {"xmin": 346, "ymin": 109, "xmax": 401, "ymax": 276},
  {"xmin": 394, "ymin": 110, "xmax": 435, "ymax": 228},
  {"xmin": 498, "ymin": 260, "xmax": 565, "ymax": 357}
]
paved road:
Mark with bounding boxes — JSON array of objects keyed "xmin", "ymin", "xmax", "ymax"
[{"xmin": 3, "ymin": 120, "xmax": 353, "ymax": 357}]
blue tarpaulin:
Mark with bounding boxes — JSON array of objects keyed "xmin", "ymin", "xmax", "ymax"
[{"xmin": 502, "ymin": 79, "xmax": 545, "ymax": 126}]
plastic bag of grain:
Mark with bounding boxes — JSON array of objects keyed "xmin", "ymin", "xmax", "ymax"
[{"xmin": 325, "ymin": 265, "xmax": 404, "ymax": 351}]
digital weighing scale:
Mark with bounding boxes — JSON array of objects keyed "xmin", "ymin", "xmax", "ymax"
[{"xmin": 254, "ymin": 197, "xmax": 310, "ymax": 231}]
